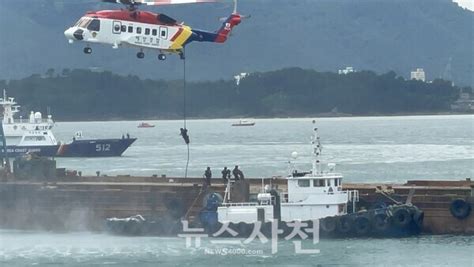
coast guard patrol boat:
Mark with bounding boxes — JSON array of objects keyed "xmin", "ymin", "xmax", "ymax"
[{"xmin": 0, "ymin": 91, "xmax": 136, "ymax": 157}]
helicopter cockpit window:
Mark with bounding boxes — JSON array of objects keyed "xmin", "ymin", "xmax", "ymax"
[
  {"xmin": 78, "ymin": 18, "xmax": 91, "ymax": 28},
  {"xmin": 74, "ymin": 18, "xmax": 85, "ymax": 27},
  {"xmin": 87, "ymin": 19, "xmax": 101, "ymax": 31}
]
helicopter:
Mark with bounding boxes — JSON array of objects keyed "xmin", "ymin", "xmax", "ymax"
[{"xmin": 64, "ymin": 0, "xmax": 244, "ymax": 60}]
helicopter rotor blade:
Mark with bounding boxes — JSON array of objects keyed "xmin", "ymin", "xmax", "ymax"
[
  {"xmin": 137, "ymin": 0, "xmax": 217, "ymax": 6},
  {"xmin": 101, "ymin": 0, "xmax": 137, "ymax": 5}
]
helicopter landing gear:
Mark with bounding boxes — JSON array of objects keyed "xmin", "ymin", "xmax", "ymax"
[
  {"xmin": 83, "ymin": 47, "xmax": 92, "ymax": 54},
  {"xmin": 158, "ymin": 54, "xmax": 167, "ymax": 61},
  {"xmin": 137, "ymin": 51, "xmax": 145, "ymax": 59}
]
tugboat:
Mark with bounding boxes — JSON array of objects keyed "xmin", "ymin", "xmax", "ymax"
[
  {"xmin": 0, "ymin": 90, "xmax": 136, "ymax": 157},
  {"xmin": 200, "ymin": 120, "xmax": 424, "ymax": 238}
]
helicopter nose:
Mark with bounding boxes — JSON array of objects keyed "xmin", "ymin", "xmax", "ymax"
[
  {"xmin": 73, "ymin": 29, "xmax": 84, "ymax": 40},
  {"xmin": 64, "ymin": 28, "xmax": 83, "ymax": 41}
]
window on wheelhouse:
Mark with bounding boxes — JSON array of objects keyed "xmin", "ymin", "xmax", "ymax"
[
  {"xmin": 145, "ymin": 28, "xmax": 150, "ymax": 35},
  {"xmin": 152, "ymin": 29, "xmax": 157, "ymax": 36},
  {"xmin": 87, "ymin": 19, "xmax": 100, "ymax": 31},
  {"xmin": 121, "ymin": 25, "xmax": 126, "ymax": 32},
  {"xmin": 136, "ymin": 27, "xmax": 142, "ymax": 34},
  {"xmin": 128, "ymin": 26, "xmax": 133, "ymax": 33},
  {"xmin": 313, "ymin": 179, "xmax": 325, "ymax": 187},
  {"xmin": 25, "ymin": 136, "xmax": 46, "ymax": 141},
  {"xmin": 298, "ymin": 179, "xmax": 310, "ymax": 187},
  {"xmin": 327, "ymin": 179, "xmax": 331, "ymax": 186}
]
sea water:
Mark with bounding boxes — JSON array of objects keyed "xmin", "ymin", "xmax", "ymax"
[
  {"xmin": 53, "ymin": 115, "xmax": 473, "ymax": 183},
  {"xmin": 1, "ymin": 115, "xmax": 473, "ymax": 266}
]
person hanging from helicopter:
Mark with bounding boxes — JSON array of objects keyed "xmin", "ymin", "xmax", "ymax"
[{"xmin": 180, "ymin": 128, "xmax": 190, "ymax": 144}]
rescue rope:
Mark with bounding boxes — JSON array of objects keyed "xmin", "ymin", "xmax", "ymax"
[
  {"xmin": 180, "ymin": 48, "xmax": 190, "ymax": 178},
  {"xmin": 184, "ymin": 189, "xmax": 205, "ymax": 220}
]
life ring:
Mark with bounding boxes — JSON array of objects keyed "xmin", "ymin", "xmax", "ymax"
[
  {"xmin": 320, "ymin": 217, "xmax": 337, "ymax": 234},
  {"xmin": 450, "ymin": 199, "xmax": 471, "ymax": 220},
  {"xmin": 336, "ymin": 216, "xmax": 353, "ymax": 234},
  {"xmin": 354, "ymin": 216, "xmax": 371, "ymax": 235},
  {"xmin": 413, "ymin": 210, "xmax": 424, "ymax": 229},
  {"xmin": 373, "ymin": 213, "xmax": 389, "ymax": 232},
  {"xmin": 392, "ymin": 208, "xmax": 411, "ymax": 228},
  {"xmin": 165, "ymin": 198, "xmax": 185, "ymax": 219}
]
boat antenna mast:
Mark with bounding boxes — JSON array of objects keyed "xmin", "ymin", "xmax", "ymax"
[{"xmin": 311, "ymin": 119, "xmax": 323, "ymax": 175}]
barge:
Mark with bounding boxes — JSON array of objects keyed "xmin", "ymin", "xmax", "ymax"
[{"xmin": 0, "ymin": 122, "xmax": 472, "ymax": 236}]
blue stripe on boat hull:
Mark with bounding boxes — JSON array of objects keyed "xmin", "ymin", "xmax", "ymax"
[{"xmin": 1, "ymin": 138, "xmax": 136, "ymax": 158}]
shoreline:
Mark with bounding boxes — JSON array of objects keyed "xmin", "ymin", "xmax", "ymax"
[{"xmin": 52, "ymin": 112, "xmax": 473, "ymax": 123}]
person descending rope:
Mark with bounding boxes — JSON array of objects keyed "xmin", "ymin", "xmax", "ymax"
[{"xmin": 180, "ymin": 128, "xmax": 190, "ymax": 144}]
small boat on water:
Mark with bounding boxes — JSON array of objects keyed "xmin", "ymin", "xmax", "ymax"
[
  {"xmin": 232, "ymin": 119, "xmax": 255, "ymax": 126},
  {"xmin": 0, "ymin": 90, "xmax": 136, "ymax": 157},
  {"xmin": 137, "ymin": 122, "xmax": 155, "ymax": 128}
]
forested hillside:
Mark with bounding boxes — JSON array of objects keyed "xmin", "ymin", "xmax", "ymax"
[{"xmin": 0, "ymin": 68, "xmax": 465, "ymax": 120}]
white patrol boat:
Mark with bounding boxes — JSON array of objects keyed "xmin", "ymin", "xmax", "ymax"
[
  {"xmin": 218, "ymin": 120, "xmax": 358, "ymax": 224},
  {"xmin": 0, "ymin": 90, "xmax": 136, "ymax": 157},
  {"xmin": 201, "ymin": 120, "xmax": 423, "ymax": 238}
]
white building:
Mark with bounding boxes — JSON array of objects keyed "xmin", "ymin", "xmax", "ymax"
[
  {"xmin": 410, "ymin": 68, "xmax": 426, "ymax": 82},
  {"xmin": 234, "ymin": 73, "xmax": 248, "ymax": 86},
  {"xmin": 338, "ymin": 67, "xmax": 355, "ymax": 75}
]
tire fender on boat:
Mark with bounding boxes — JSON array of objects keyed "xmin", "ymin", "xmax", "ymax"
[
  {"xmin": 373, "ymin": 213, "xmax": 389, "ymax": 232},
  {"xmin": 449, "ymin": 199, "xmax": 471, "ymax": 220},
  {"xmin": 392, "ymin": 208, "xmax": 411, "ymax": 228},
  {"xmin": 336, "ymin": 215, "xmax": 353, "ymax": 234},
  {"xmin": 320, "ymin": 216, "xmax": 337, "ymax": 234},
  {"xmin": 354, "ymin": 215, "xmax": 371, "ymax": 235}
]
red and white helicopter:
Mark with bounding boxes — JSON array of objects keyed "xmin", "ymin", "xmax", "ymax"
[{"xmin": 64, "ymin": 0, "xmax": 244, "ymax": 60}]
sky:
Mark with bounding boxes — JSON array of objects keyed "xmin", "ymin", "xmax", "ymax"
[{"xmin": 452, "ymin": 0, "xmax": 474, "ymax": 11}]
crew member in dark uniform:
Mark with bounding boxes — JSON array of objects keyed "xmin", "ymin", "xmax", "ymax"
[
  {"xmin": 238, "ymin": 168, "xmax": 245, "ymax": 180},
  {"xmin": 204, "ymin": 167, "xmax": 212, "ymax": 186},
  {"xmin": 232, "ymin": 165, "xmax": 240, "ymax": 180},
  {"xmin": 222, "ymin": 167, "xmax": 229, "ymax": 183}
]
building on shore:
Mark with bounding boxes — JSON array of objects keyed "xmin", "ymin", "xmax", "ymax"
[
  {"xmin": 338, "ymin": 67, "xmax": 355, "ymax": 75},
  {"xmin": 410, "ymin": 68, "xmax": 426, "ymax": 82},
  {"xmin": 234, "ymin": 73, "xmax": 249, "ymax": 86}
]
